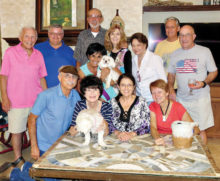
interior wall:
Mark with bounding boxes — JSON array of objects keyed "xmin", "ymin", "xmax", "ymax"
[
  {"xmin": 0, "ymin": 0, "xmax": 142, "ymax": 56},
  {"xmin": 143, "ymin": 11, "xmax": 220, "ymax": 37},
  {"xmin": 93, "ymin": 0, "xmax": 142, "ymax": 36},
  {"xmin": 0, "ymin": 0, "xmax": 35, "ymax": 55},
  {"xmin": 1, "ymin": 0, "xmax": 220, "ymax": 56}
]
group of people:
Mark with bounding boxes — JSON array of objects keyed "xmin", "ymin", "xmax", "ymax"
[{"xmin": 0, "ymin": 7, "xmax": 218, "ymax": 181}]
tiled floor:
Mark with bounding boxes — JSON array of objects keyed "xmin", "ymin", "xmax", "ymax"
[{"xmin": 0, "ymin": 137, "xmax": 220, "ymax": 180}]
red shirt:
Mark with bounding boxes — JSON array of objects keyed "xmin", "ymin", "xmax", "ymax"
[{"xmin": 149, "ymin": 101, "xmax": 186, "ymax": 134}]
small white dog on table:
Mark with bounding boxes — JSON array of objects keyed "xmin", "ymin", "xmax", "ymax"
[{"xmin": 75, "ymin": 109, "xmax": 108, "ymax": 147}]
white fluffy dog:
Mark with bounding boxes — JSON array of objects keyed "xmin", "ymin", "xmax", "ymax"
[
  {"xmin": 97, "ymin": 55, "xmax": 119, "ymax": 89},
  {"xmin": 76, "ymin": 109, "xmax": 107, "ymax": 147}
]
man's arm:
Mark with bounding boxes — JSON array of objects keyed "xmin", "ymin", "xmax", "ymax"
[
  {"xmin": 167, "ymin": 73, "xmax": 176, "ymax": 101},
  {"xmin": 40, "ymin": 77, "xmax": 47, "ymax": 90},
  {"xmin": 0, "ymin": 75, "xmax": 11, "ymax": 112},
  {"xmin": 74, "ymin": 33, "xmax": 84, "ymax": 70},
  {"xmin": 205, "ymin": 70, "xmax": 218, "ymax": 84},
  {"xmin": 193, "ymin": 70, "xmax": 218, "ymax": 89},
  {"xmin": 76, "ymin": 61, "xmax": 81, "ymax": 70},
  {"xmin": 28, "ymin": 113, "xmax": 40, "ymax": 160}
]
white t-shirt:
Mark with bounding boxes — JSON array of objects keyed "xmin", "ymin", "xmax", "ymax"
[{"xmin": 91, "ymin": 32, "xmax": 98, "ymax": 38}]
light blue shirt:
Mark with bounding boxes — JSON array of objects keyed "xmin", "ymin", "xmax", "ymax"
[
  {"xmin": 80, "ymin": 63, "xmax": 117, "ymax": 101},
  {"xmin": 31, "ymin": 84, "xmax": 80, "ymax": 151}
]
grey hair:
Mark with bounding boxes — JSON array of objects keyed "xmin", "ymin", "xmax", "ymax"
[
  {"xmin": 164, "ymin": 16, "xmax": 180, "ymax": 26},
  {"xmin": 48, "ymin": 24, "xmax": 64, "ymax": 33},
  {"xmin": 88, "ymin": 8, "xmax": 103, "ymax": 18},
  {"xmin": 19, "ymin": 27, "xmax": 38, "ymax": 39}
]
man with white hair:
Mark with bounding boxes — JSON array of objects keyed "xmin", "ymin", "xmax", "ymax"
[
  {"xmin": 28, "ymin": 65, "xmax": 80, "ymax": 160},
  {"xmin": 74, "ymin": 8, "xmax": 107, "ymax": 68},
  {"xmin": 5, "ymin": 66, "xmax": 80, "ymax": 180},
  {"xmin": 0, "ymin": 27, "xmax": 47, "ymax": 173}
]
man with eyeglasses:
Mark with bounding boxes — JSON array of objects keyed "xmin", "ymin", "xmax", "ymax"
[
  {"xmin": 74, "ymin": 8, "xmax": 107, "ymax": 69},
  {"xmin": 168, "ymin": 25, "xmax": 218, "ymax": 145},
  {"xmin": 28, "ymin": 65, "xmax": 80, "ymax": 160},
  {"xmin": 6, "ymin": 66, "xmax": 80, "ymax": 180},
  {"xmin": 35, "ymin": 24, "xmax": 77, "ymax": 88}
]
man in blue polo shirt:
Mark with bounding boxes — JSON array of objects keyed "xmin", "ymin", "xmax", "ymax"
[
  {"xmin": 35, "ymin": 24, "xmax": 76, "ymax": 88},
  {"xmin": 7, "ymin": 66, "xmax": 80, "ymax": 180},
  {"xmin": 28, "ymin": 65, "xmax": 80, "ymax": 159}
]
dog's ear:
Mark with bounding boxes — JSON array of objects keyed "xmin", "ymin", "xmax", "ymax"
[
  {"xmin": 98, "ymin": 58, "xmax": 104, "ymax": 68},
  {"xmin": 109, "ymin": 57, "xmax": 116, "ymax": 68}
]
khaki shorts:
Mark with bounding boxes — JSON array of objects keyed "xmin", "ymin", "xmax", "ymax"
[
  {"xmin": 177, "ymin": 94, "xmax": 214, "ymax": 131},
  {"xmin": 8, "ymin": 108, "xmax": 32, "ymax": 134}
]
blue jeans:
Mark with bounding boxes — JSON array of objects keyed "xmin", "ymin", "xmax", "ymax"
[{"xmin": 10, "ymin": 150, "xmax": 60, "ymax": 181}]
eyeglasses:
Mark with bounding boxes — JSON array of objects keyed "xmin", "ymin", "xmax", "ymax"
[
  {"xmin": 137, "ymin": 71, "xmax": 141, "ymax": 82},
  {"xmin": 88, "ymin": 15, "xmax": 102, "ymax": 19},
  {"xmin": 49, "ymin": 32, "xmax": 63, "ymax": 36},
  {"xmin": 62, "ymin": 73, "xmax": 78, "ymax": 80},
  {"xmin": 120, "ymin": 84, "xmax": 134, "ymax": 88},
  {"xmin": 85, "ymin": 88, "xmax": 99, "ymax": 93},
  {"xmin": 179, "ymin": 33, "xmax": 193, "ymax": 38}
]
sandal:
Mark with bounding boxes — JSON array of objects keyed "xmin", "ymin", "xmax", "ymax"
[
  {"xmin": 12, "ymin": 156, "xmax": 25, "ymax": 167},
  {"xmin": 0, "ymin": 162, "xmax": 14, "ymax": 173},
  {"xmin": 0, "ymin": 157, "xmax": 25, "ymax": 173}
]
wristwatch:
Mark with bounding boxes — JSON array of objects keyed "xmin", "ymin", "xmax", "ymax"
[{"xmin": 202, "ymin": 81, "xmax": 207, "ymax": 88}]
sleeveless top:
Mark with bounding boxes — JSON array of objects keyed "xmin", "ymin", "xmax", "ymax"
[{"xmin": 80, "ymin": 63, "xmax": 117, "ymax": 102}]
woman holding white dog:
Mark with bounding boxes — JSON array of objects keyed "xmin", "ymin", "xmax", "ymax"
[
  {"xmin": 110, "ymin": 74, "xmax": 150, "ymax": 141},
  {"xmin": 78, "ymin": 43, "xmax": 120, "ymax": 102},
  {"xmin": 104, "ymin": 24, "xmax": 132, "ymax": 75},
  {"xmin": 69, "ymin": 75, "xmax": 114, "ymax": 136},
  {"xmin": 149, "ymin": 79, "xmax": 200, "ymax": 146}
]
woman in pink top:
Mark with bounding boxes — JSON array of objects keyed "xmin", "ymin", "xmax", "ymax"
[{"xmin": 149, "ymin": 79, "xmax": 199, "ymax": 145}]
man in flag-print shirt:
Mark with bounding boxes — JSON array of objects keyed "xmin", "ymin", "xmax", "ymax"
[{"xmin": 167, "ymin": 25, "xmax": 218, "ymax": 145}]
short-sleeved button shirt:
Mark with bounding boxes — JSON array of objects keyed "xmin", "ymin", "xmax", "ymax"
[{"xmin": 31, "ymin": 84, "xmax": 80, "ymax": 151}]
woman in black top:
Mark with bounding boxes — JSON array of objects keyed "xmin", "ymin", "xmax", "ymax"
[{"xmin": 110, "ymin": 74, "xmax": 150, "ymax": 141}]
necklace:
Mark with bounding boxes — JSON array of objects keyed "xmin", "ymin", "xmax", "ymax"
[{"xmin": 160, "ymin": 100, "xmax": 170, "ymax": 122}]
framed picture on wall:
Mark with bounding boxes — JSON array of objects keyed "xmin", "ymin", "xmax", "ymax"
[{"xmin": 36, "ymin": 0, "xmax": 92, "ymax": 37}]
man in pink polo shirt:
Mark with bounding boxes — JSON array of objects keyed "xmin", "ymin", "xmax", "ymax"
[{"xmin": 0, "ymin": 27, "xmax": 47, "ymax": 172}]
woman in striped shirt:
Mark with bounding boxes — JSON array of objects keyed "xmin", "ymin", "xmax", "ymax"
[{"xmin": 69, "ymin": 75, "xmax": 114, "ymax": 136}]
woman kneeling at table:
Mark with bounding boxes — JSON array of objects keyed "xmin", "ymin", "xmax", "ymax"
[
  {"xmin": 110, "ymin": 74, "xmax": 150, "ymax": 141},
  {"xmin": 149, "ymin": 79, "xmax": 200, "ymax": 145}
]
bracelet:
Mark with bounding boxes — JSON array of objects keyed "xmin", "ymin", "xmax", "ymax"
[{"xmin": 202, "ymin": 81, "xmax": 207, "ymax": 88}]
